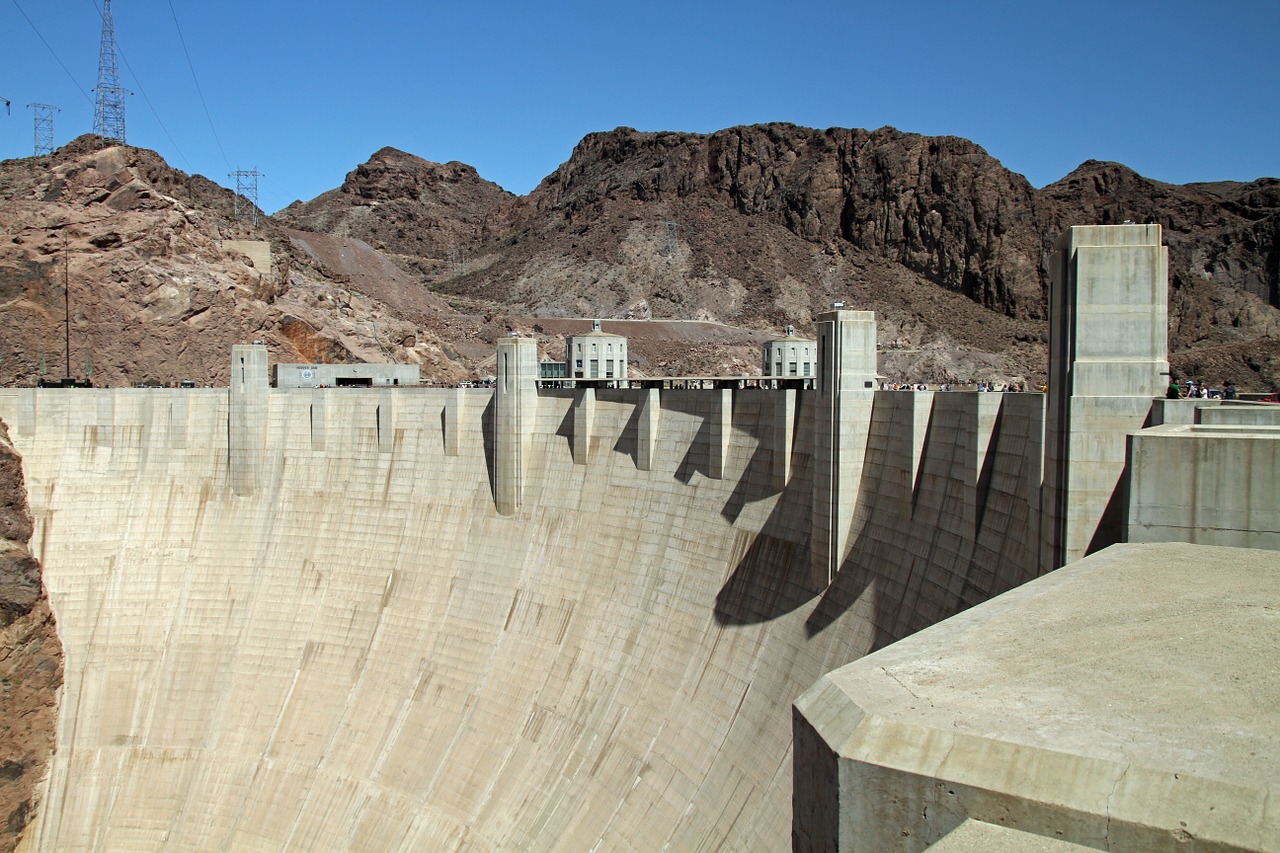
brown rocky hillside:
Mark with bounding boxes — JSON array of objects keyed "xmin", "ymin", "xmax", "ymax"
[
  {"xmin": 0, "ymin": 136, "xmax": 486, "ymax": 387},
  {"xmin": 282, "ymin": 123, "xmax": 1278, "ymax": 388},
  {"xmin": 1, "ymin": 126, "xmax": 1277, "ymax": 389},
  {"xmin": 0, "ymin": 422, "xmax": 61, "ymax": 853}
]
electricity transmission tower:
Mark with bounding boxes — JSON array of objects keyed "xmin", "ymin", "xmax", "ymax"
[
  {"xmin": 28, "ymin": 104, "xmax": 59, "ymax": 155},
  {"xmin": 93, "ymin": 0, "xmax": 130, "ymax": 142},
  {"xmin": 229, "ymin": 168, "xmax": 264, "ymax": 223}
]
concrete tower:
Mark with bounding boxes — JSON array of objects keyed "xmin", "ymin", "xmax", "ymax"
[
  {"xmin": 811, "ymin": 309, "xmax": 878, "ymax": 588},
  {"xmin": 494, "ymin": 335, "xmax": 538, "ymax": 515},
  {"xmin": 1042, "ymin": 224, "xmax": 1169, "ymax": 569}
]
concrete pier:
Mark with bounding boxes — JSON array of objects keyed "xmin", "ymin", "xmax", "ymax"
[
  {"xmin": 1042, "ymin": 225, "xmax": 1168, "ymax": 569},
  {"xmin": 811, "ymin": 309, "xmax": 877, "ymax": 588}
]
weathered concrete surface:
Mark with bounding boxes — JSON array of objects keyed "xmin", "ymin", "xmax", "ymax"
[
  {"xmin": 794, "ymin": 543, "xmax": 1280, "ymax": 852},
  {"xmin": 926, "ymin": 819, "xmax": 1098, "ymax": 852},
  {"xmin": 1129, "ymin": 423, "xmax": 1280, "ymax": 550},
  {"xmin": 0, "ymin": 382, "xmax": 1045, "ymax": 852}
]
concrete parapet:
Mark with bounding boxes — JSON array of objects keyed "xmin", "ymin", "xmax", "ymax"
[
  {"xmin": 795, "ymin": 543, "xmax": 1280, "ymax": 852},
  {"xmin": 1197, "ymin": 403, "xmax": 1280, "ymax": 427},
  {"xmin": 1129, "ymin": 423, "xmax": 1280, "ymax": 550}
]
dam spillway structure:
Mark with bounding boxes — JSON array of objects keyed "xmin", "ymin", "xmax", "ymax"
[{"xmin": 0, "ymin": 225, "xmax": 1276, "ymax": 851}]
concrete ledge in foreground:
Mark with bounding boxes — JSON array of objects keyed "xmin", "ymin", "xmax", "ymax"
[{"xmin": 794, "ymin": 543, "xmax": 1280, "ymax": 852}]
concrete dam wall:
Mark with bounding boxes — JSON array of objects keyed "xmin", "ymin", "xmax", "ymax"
[{"xmin": 0, "ymin": 379, "xmax": 1044, "ymax": 851}]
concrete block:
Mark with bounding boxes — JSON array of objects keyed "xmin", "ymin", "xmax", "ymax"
[
  {"xmin": 220, "ymin": 239, "xmax": 271, "ymax": 272},
  {"xmin": 1128, "ymin": 424, "xmax": 1280, "ymax": 550},
  {"xmin": 795, "ymin": 543, "xmax": 1280, "ymax": 852}
]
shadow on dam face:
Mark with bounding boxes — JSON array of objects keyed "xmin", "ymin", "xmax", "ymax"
[{"xmin": 2, "ymin": 386, "xmax": 1045, "ymax": 851}]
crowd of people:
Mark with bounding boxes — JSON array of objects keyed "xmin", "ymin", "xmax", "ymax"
[
  {"xmin": 879, "ymin": 382, "xmax": 1039, "ymax": 393},
  {"xmin": 1166, "ymin": 379, "xmax": 1236, "ymax": 400}
]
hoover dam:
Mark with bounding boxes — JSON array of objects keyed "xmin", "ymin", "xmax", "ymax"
[{"xmin": 1, "ymin": 226, "xmax": 1276, "ymax": 851}]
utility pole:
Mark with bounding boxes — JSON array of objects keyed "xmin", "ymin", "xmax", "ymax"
[
  {"xmin": 28, "ymin": 104, "xmax": 59, "ymax": 156},
  {"xmin": 63, "ymin": 234, "xmax": 72, "ymax": 381},
  {"xmin": 228, "ymin": 168, "xmax": 264, "ymax": 224},
  {"xmin": 93, "ymin": 0, "xmax": 130, "ymax": 142}
]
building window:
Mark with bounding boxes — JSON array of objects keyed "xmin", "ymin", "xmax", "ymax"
[
  {"xmin": 789, "ymin": 362, "xmax": 798, "ymax": 376},
  {"xmin": 803, "ymin": 363, "xmax": 811, "ymax": 376},
  {"xmin": 590, "ymin": 359, "xmax": 599, "ymax": 378}
]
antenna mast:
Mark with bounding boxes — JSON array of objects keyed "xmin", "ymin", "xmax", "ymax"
[
  {"xmin": 93, "ymin": 0, "xmax": 129, "ymax": 142},
  {"xmin": 29, "ymin": 104, "xmax": 60, "ymax": 156}
]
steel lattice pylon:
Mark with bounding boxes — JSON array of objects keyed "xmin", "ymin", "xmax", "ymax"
[
  {"xmin": 229, "ymin": 168, "xmax": 264, "ymax": 224},
  {"xmin": 93, "ymin": 0, "xmax": 128, "ymax": 142},
  {"xmin": 28, "ymin": 103, "xmax": 59, "ymax": 156}
]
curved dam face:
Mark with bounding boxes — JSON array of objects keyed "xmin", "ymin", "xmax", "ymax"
[{"xmin": 0, "ymin": 382, "xmax": 1043, "ymax": 851}]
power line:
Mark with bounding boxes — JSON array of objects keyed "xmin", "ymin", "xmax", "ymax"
[
  {"xmin": 9, "ymin": 0, "xmax": 94, "ymax": 106},
  {"xmin": 166, "ymin": 0, "xmax": 231, "ymax": 170}
]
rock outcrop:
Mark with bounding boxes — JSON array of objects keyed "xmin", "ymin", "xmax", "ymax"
[
  {"xmin": 0, "ymin": 137, "xmax": 475, "ymax": 387},
  {"xmin": 274, "ymin": 148, "xmax": 514, "ymax": 279},
  {"xmin": 0, "ymin": 422, "xmax": 61, "ymax": 853}
]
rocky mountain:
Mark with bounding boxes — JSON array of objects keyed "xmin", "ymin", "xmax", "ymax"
[
  {"xmin": 282, "ymin": 124, "xmax": 1277, "ymax": 388},
  {"xmin": 274, "ymin": 148, "xmax": 514, "ymax": 279},
  {"xmin": 1, "ymin": 125, "xmax": 1277, "ymax": 389},
  {"xmin": 0, "ymin": 136, "xmax": 488, "ymax": 387}
]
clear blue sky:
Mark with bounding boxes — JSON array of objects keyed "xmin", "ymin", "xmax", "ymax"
[{"xmin": 2, "ymin": 0, "xmax": 1277, "ymax": 214}]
